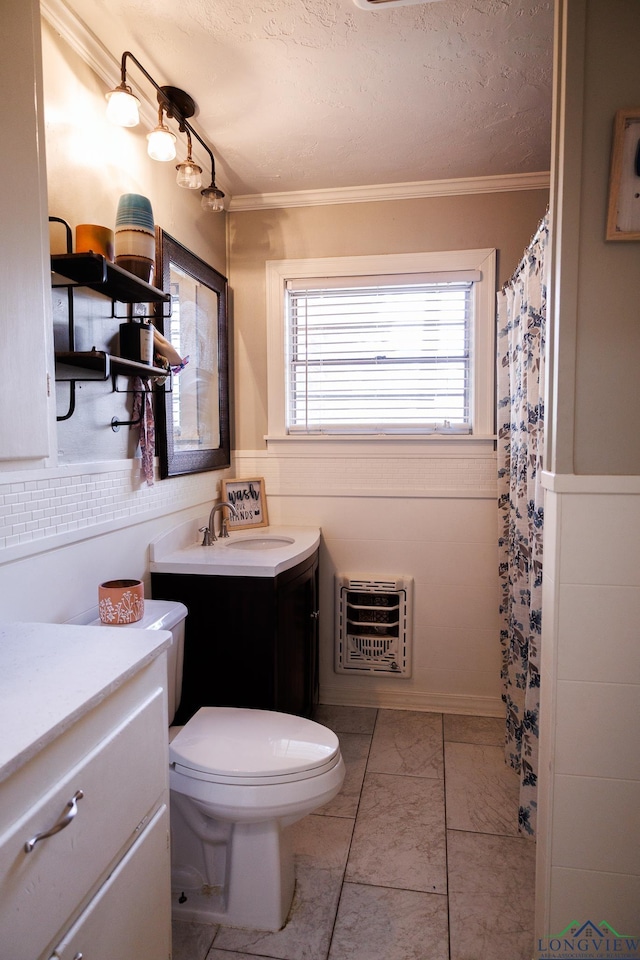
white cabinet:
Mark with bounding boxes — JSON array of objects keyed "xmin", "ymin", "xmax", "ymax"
[
  {"xmin": 0, "ymin": 0, "xmax": 54, "ymax": 465},
  {"xmin": 0, "ymin": 624, "xmax": 172, "ymax": 960},
  {"xmin": 49, "ymin": 805, "xmax": 170, "ymax": 960}
]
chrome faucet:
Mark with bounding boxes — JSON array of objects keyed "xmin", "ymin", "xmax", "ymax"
[{"xmin": 199, "ymin": 501, "xmax": 239, "ymax": 545}]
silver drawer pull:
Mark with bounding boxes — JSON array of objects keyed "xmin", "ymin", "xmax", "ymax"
[{"xmin": 24, "ymin": 790, "xmax": 84, "ymax": 853}]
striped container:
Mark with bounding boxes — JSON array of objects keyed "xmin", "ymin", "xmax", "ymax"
[{"xmin": 114, "ymin": 193, "xmax": 155, "ymax": 282}]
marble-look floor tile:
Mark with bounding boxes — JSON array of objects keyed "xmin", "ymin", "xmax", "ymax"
[
  {"xmin": 447, "ymin": 830, "xmax": 536, "ymax": 960},
  {"xmin": 345, "ymin": 773, "xmax": 446, "ymax": 893},
  {"xmin": 367, "ymin": 710, "xmax": 443, "ymax": 779},
  {"xmin": 445, "ymin": 741, "xmax": 520, "ymax": 836},
  {"xmin": 328, "ymin": 883, "xmax": 449, "ymax": 960},
  {"xmin": 444, "ymin": 713, "xmax": 504, "ymax": 746},
  {"xmin": 172, "ymin": 918, "xmax": 217, "ymax": 960},
  {"xmin": 314, "ymin": 703, "xmax": 378, "ymax": 735},
  {"xmin": 318, "ymin": 733, "xmax": 370, "ymax": 818},
  {"xmin": 211, "ymin": 815, "xmax": 353, "ymax": 960}
]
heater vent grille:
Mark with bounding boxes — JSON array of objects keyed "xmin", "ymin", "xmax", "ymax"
[{"xmin": 335, "ymin": 575, "xmax": 413, "ymax": 676}]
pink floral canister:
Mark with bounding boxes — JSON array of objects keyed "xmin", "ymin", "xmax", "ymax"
[{"xmin": 98, "ymin": 579, "xmax": 144, "ymax": 624}]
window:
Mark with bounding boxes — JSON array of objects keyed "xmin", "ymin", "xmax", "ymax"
[{"xmin": 266, "ymin": 250, "xmax": 496, "ymax": 443}]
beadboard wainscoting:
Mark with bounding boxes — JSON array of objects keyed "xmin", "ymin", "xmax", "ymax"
[
  {"xmin": 235, "ymin": 449, "xmax": 502, "ymax": 717},
  {"xmin": 536, "ymin": 475, "xmax": 640, "ymax": 934}
]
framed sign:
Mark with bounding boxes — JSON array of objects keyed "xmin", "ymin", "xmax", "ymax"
[
  {"xmin": 221, "ymin": 478, "xmax": 269, "ymax": 529},
  {"xmin": 606, "ymin": 107, "xmax": 640, "ymax": 241}
]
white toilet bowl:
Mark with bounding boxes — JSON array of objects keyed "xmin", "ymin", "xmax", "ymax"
[
  {"xmin": 84, "ymin": 599, "xmax": 345, "ymax": 932},
  {"xmin": 169, "ymin": 706, "xmax": 345, "ymax": 930}
]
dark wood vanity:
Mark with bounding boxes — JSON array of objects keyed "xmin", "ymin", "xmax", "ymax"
[{"xmin": 151, "ymin": 550, "xmax": 319, "ymax": 724}]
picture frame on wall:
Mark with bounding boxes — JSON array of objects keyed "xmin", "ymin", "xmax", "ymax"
[
  {"xmin": 606, "ymin": 107, "xmax": 640, "ymax": 241},
  {"xmin": 221, "ymin": 478, "xmax": 269, "ymax": 529}
]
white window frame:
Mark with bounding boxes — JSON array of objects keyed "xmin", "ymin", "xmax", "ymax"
[{"xmin": 266, "ymin": 249, "xmax": 496, "ymax": 452}]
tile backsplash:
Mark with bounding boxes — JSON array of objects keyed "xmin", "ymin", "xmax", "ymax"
[{"xmin": 0, "ymin": 460, "xmax": 225, "ymax": 559}]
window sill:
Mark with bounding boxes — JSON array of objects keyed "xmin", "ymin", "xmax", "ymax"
[{"xmin": 264, "ymin": 434, "xmax": 497, "ymax": 458}]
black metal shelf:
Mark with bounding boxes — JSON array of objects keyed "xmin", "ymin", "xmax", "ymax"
[
  {"xmin": 51, "ymin": 253, "xmax": 169, "ymax": 304},
  {"xmin": 55, "ymin": 350, "xmax": 168, "ymax": 382}
]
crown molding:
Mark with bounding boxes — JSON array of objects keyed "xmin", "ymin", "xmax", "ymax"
[
  {"xmin": 41, "ymin": 0, "xmax": 118, "ymax": 94},
  {"xmin": 228, "ymin": 170, "xmax": 551, "ymax": 211}
]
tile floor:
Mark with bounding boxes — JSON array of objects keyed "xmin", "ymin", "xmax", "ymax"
[{"xmin": 172, "ymin": 706, "xmax": 536, "ymax": 960}]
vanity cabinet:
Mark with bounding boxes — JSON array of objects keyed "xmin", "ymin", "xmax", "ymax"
[
  {"xmin": 151, "ymin": 550, "xmax": 319, "ymax": 723},
  {"xmin": 0, "ymin": 624, "xmax": 172, "ymax": 960}
]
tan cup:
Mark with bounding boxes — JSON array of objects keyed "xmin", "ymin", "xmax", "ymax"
[
  {"xmin": 98, "ymin": 579, "xmax": 144, "ymax": 624},
  {"xmin": 76, "ymin": 224, "xmax": 115, "ymax": 261}
]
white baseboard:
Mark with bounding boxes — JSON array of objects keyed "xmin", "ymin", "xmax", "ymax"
[{"xmin": 319, "ymin": 683, "xmax": 503, "ymax": 717}]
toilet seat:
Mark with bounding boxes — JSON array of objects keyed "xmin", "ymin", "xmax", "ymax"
[{"xmin": 169, "ymin": 706, "xmax": 340, "ymax": 786}]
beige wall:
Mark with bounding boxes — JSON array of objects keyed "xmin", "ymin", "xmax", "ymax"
[
  {"xmin": 229, "ymin": 190, "xmax": 549, "ymax": 450},
  {"xmin": 574, "ymin": 1, "xmax": 640, "ymax": 475},
  {"xmin": 550, "ymin": 0, "xmax": 640, "ymax": 476}
]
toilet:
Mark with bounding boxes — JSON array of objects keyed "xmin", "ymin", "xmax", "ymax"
[{"xmin": 92, "ymin": 598, "xmax": 345, "ymax": 931}]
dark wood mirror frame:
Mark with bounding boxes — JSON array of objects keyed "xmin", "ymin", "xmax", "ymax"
[{"xmin": 154, "ymin": 228, "xmax": 230, "ymax": 478}]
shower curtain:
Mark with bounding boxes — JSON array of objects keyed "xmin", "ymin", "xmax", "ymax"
[{"xmin": 496, "ymin": 213, "xmax": 548, "ymax": 838}]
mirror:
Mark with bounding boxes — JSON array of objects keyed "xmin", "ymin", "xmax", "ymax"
[{"xmin": 154, "ymin": 228, "xmax": 230, "ymax": 478}]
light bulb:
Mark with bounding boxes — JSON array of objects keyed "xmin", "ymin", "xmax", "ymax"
[
  {"xmin": 105, "ymin": 85, "xmax": 140, "ymax": 127},
  {"xmin": 147, "ymin": 124, "xmax": 177, "ymax": 162},
  {"xmin": 200, "ymin": 185, "xmax": 225, "ymax": 212},
  {"xmin": 176, "ymin": 159, "xmax": 203, "ymax": 189}
]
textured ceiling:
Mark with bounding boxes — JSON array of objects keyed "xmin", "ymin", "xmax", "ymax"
[{"xmin": 58, "ymin": 0, "xmax": 554, "ymax": 198}]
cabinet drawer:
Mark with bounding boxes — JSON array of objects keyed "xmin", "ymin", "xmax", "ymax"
[
  {"xmin": 47, "ymin": 804, "xmax": 171, "ymax": 960},
  {"xmin": 0, "ymin": 688, "xmax": 167, "ymax": 960}
]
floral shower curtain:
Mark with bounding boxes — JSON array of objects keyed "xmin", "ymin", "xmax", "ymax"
[{"xmin": 497, "ymin": 212, "xmax": 548, "ymax": 839}]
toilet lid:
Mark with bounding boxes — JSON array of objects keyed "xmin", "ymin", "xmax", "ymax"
[{"xmin": 169, "ymin": 707, "xmax": 339, "ymax": 779}]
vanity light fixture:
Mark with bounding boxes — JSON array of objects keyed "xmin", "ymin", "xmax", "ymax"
[
  {"xmin": 147, "ymin": 104, "xmax": 177, "ymax": 162},
  {"xmin": 175, "ymin": 130, "xmax": 203, "ymax": 189},
  {"xmin": 105, "ymin": 81, "xmax": 140, "ymax": 127},
  {"xmin": 106, "ymin": 51, "xmax": 225, "ymax": 212},
  {"xmin": 200, "ymin": 183, "xmax": 226, "ymax": 212}
]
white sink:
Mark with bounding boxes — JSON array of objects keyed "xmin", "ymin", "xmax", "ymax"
[
  {"xmin": 224, "ymin": 536, "xmax": 295, "ymax": 551},
  {"xmin": 149, "ymin": 523, "xmax": 320, "ymax": 577}
]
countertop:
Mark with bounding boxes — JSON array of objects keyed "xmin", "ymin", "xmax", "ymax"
[
  {"xmin": 0, "ymin": 621, "xmax": 170, "ymax": 784},
  {"xmin": 150, "ymin": 522, "xmax": 321, "ymax": 578}
]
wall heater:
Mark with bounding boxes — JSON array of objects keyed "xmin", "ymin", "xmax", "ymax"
[{"xmin": 335, "ymin": 576, "xmax": 413, "ymax": 677}]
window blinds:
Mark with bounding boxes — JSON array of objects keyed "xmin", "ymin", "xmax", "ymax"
[{"xmin": 285, "ymin": 273, "xmax": 478, "ymax": 434}]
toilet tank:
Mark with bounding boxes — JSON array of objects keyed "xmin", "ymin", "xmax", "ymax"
[{"xmin": 84, "ymin": 599, "xmax": 188, "ymax": 724}]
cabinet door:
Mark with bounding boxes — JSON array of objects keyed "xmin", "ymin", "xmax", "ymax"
[
  {"xmin": 0, "ymin": 689, "xmax": 166, "ymax": 960},
  {"xmin": 152, "ymin": 572, "xmax": 277, "ymax": 721},
  {"xmin": 276, "ymin": 555, "xmax": 319, "ymax": 717},
  {"xmin": 47, "ymin": 805, "xmax": 171, "ymax": 960}
]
